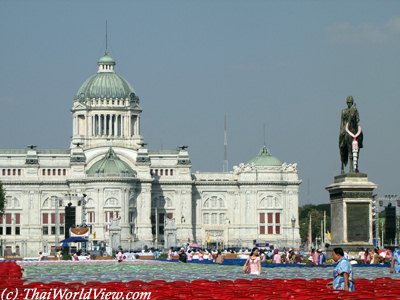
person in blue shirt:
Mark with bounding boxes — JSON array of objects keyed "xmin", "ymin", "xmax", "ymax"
[
  {"xmin": 317, "ymin": 249, "xmax": 326, "ymax": 265},
  {"xmin": 390, "ymin": 246, "xmax": 400, "ymax": 273},
  {"xmin": 327, "ymin": 247, "xmax": 355, "ymax": 292}
]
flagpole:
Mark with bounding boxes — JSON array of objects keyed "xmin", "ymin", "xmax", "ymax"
[
  {"xmin": 320, "ymin": 219, "xmax": 323, "ymax": 249},
  {"xmin": 323, "ymin": 211, "xmax": 326, "ymax": 246},
  {"xmin": 308, "ymin": 214, "xmax": 312, "ymax": 251}
]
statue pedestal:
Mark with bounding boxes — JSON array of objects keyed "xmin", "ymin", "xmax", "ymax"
[{"xmin": 326, "ymin": 173, "xmax": 377, "ymax": 251}]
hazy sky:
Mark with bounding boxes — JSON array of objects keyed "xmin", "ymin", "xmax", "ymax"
[{"xmin": 1, "ymin": 0, "xmax": 400, "ymax": 205}]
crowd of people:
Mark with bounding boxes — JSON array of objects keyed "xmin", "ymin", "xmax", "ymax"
[{"xmin": 36, "ymin": 242, "xmax": 400, "ymax": 294}]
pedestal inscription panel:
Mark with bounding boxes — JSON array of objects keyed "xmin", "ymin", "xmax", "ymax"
[{"xmin": 347, "ymin": 203, "xmax": 369, "ymax": 242}]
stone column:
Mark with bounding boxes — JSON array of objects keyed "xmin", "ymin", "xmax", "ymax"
[
  {"xmin": 136, "ymin": 183, "xmax": 153, "ymax": 242},
  {"xmin": 326, "ymin": 173, "xmax": 377, "ymax": 251}
]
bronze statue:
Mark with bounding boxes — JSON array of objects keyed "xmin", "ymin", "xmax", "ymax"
[{"xmin": 339, "ymin": 96, "xmax": 363, "ymax": 174}]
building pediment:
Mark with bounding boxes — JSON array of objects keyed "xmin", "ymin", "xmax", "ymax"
[{"xmin": 72, "ymin": 102, "xmax": 87, "ymax": 110}]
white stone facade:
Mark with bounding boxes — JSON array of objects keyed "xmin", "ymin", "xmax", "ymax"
[{"xmin": 0, "ymin": 52, "xmax": 301, "ymax": 257}]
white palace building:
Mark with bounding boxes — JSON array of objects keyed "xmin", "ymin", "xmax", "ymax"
[{"xmin": 0, "ymin": 51, "xmax": 301, "ymax": 257}]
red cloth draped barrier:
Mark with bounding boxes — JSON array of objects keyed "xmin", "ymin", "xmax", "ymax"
[{"xmin": 0, "ymin": 262, "xmax": 399, "ymax": 299}]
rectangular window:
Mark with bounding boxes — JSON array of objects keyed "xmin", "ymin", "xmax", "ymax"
[
  {"xmin": 159, "ymin": 226, "xmax": 164, "ymax": 235},
  {"xmin": 15, "ymin": 213, "xmax": 20, "ymax": 225},
  {"xmin": 267, "ymin": 213, "xmax": 273, "ymax": 224},
  {"xmin": 47, "ymin": 169, "xmax": 51, "ymax": 176},
  {"xmin": 51, "ymin": 226, "xmax": 56, "ymax": 235},
  {"xmin": 7, "ymin": 169, "xmax": 10, "ymax": 176},
  {"xmin": 268, "ymin": 226, "xmax": 273, "ymax": 234},
  {"xmin": 13, "ymin": 169, "xmax": 16, "ymax": 176},
  {"xmin": 203, "ymin": 213, "xmax": 209, "ymax": 225},
  {"xmin": 42, "ymin": 213, "xmax": 48, "ymax": 224},
  {"xmin": 275, "ymin": 226, "xmax": 281, "ymax": 234},
  {"xmin": 170, "ymin": 169, "xmax": 173, "ymax": 176},
  {"xmin": 219, "ymin": 213, "xmax": 225, "ymax": 225},
  {"xmin": 42, "ymin": 226, "xmax": 49, "ymax": 235},
  {"xmin": 88, "ymin": 212, "xmax": 95, "ymax": 223},
  {"xmin": 53, "ymin": 169, "xmax": 56, "ymax": 176},
  {"xmin": 17, "ymin": 169, "xmax": 21, "ymax": 176},
  {"xmin": 158, "ymin": 213, "xmax": 165, "ymax": 224},
  {"xmin": 0, "ymin": 227, "xmax": 2, "ymax": 235},
  {"xmin": 160, "ymin": 169, "xmax": 163, "ymax": 176},
  {"xmin": 5, "ymin": 214, "xmax": 11, "ymax": 224},
  {"xmin": 259, "ymin": 213, "xmax": 265, "ymax": 224},
  {"xmin": 60, "ymin": 227, "xmax": 65, "ymax": 235},
  {"xmin": 2, "ymin": 169, "xmax": 5, "ymax": 176},
  {"xmin": 165, "ymin": 169, "xmax": 169, "ymax": 176},
  {"xmin": 275, "ymin": 213, "xmax": 280, "ymax": 224},
  {"xmin": 211, "ymin": 213, "xmax": 217, "ymax": 224},
  {"xmin": 129, "ymin": 212, "xmax": 134, "ymax": 223},
  {"xmin": 42, "ymin": 169, "xmax": 46, "ymax": 176},
  {"xmin": 60, "ymin": 213, "xmax": 65, "ymax": 224},
  {"xmin": 6, "ymin": 227, "xmax": 11, "ymax": 235},
  {"xmin": 63, "ymin": 169, "xmax": 66, "ymax": 176},
  {"xmin": 155, "ymin": 169, "xmax": 158, "ymax": 176},
  {"xmin": 15, "ymin": 227, "xmax": 20, "ymax": 235},
  {"xmin": 58, "ymin": 169, "xmax": 61, "ymax": 176},
  {"xmin": 260, "ymin": 226, "xmax": 265, "ymax": 234},
  {"xmin": 51, "ymin": 213, "xmax": 56, "ymax": 224}
]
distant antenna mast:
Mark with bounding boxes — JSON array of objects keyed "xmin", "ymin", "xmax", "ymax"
[
  {"xmin": 263, "ymin": 123, "xmax": 266, "ymax": 146},
  {"xmin": 105, "ymin": 20, "xmax": 108, "ymax": 52},
  {"xmin": 223, "ymin": 114, "xmax": 228, "ymax": 172}
]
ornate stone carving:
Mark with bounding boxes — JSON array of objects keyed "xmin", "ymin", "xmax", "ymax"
[
  {"xmin": 282, "ymin": 163, "xmax": 297, "ymax": 172},
  {"xmin": 233, "ymin": 163, "xmax": 255, "ymax": 174},
  {"xmin": 330, "ymin": 191, "xmax": 373, "ymax": 200}
]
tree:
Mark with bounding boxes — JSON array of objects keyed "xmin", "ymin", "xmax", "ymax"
[
  {"xmin": 0, "ymin": 181, "xmax": 6, "ymax": 216},
  {"xmin": 298, "ymin": 204, "xmax": 331, "ymax": 244}
]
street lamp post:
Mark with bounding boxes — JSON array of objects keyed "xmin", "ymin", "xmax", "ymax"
[
  {"xmin": 291, "ymin": 216, "xmax": 296, "ymax": 249},
  {"xmin": 0, "ymin": 239, "xmax": 4, "ymax": 256},
  {"xmin": 78, "ymin": 194, "xmax": 88, "ymax": 254},
  {"xmin": 225, "ymin": 218, "xmax": 230, "ymax": 249},
  {"xmin": 52, "ymin": 196, "xmax": 61, "ymax": 246}
]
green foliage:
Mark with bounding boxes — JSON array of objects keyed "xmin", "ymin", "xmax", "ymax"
[
  {"xmin": 298, "ymin": 204, "xmax": 331, "ymax": 243},
  {"xmin": 62, "ymin": 254, "xmax": 72, "ymax": 261},
  {"xmin": 158, "ymin": 253, "xmax": 168, "ymax": 260},
  {"xmin": 0, "ymin": 181, "xmax": 6, "ymax": 216}
]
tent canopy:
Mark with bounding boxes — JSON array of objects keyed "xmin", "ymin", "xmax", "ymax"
[{"xmin": 60, "ymin": 237, "xmax": 88, "ymax": 244}]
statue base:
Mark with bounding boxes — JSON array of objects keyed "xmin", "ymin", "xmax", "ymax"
[{"xmin": 326, "ymin": 173, "xmax": 377, "ymax": 251}]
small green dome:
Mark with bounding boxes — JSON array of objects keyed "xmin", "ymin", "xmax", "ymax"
[
  {"xmin": 87, "ymin": 148, "xmax": 135, "ymax": 177},
  {"xmin": 97, "ymin": 52, "xmax": 115, "ymax": 65},
  {"xmin": 247, "ymin": 146, "xmax": 282, "ymax": 166},
  {"xmin": 74, "ymin": 52, "xmax": 135, "ymax": 100}
]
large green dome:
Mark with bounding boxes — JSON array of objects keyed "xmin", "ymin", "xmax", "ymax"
[
  {"xmin": 74, "ymin": 52, "xmax": 135, "ymax": 101},
  {"xmin": 87, "ymin": 148, "xmax": 136, "ymax": 177},
  {"xmin": 247, "ymin": 146, "xmax": 282, "ymax": 166}
]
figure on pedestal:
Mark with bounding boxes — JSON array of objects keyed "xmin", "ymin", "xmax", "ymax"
[{"xmin": 339, "ymin": 96, "xmax": 363, "ymax": 174}]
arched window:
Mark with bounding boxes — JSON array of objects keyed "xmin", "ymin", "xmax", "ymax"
[
  {"xmin": 12, "ymin": 197, "xmax": 20, "ymax": 208},
  {"xmin": 105, "ymin": 198, "xmax": 119, "ymax": 207},
  {"xmin": 165, "ymin": 197, "xmax": 172, "ymax": 208},
  {"xmin": 86, "ymin": 198, "xmax": 94, "ymax": 208},
  {"xmin": 42, "ymin": 198, "xmax": 50, "ymax": 208}
]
